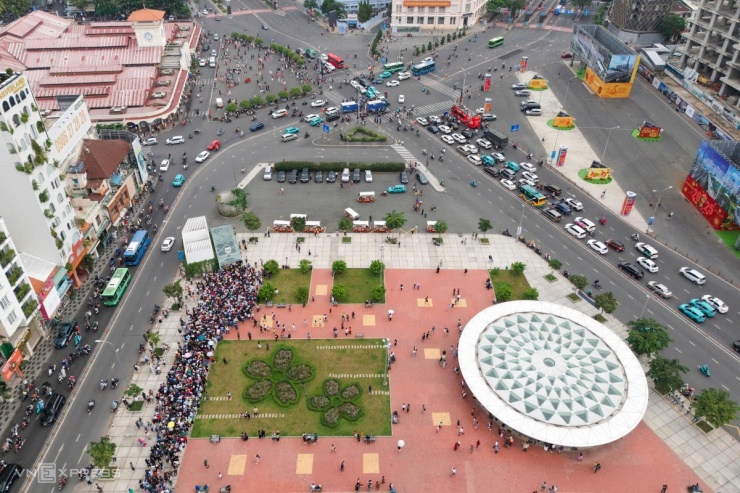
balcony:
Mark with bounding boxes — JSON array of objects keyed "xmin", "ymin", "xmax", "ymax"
[
  {"xmin": 5, "ymin": 266, "xmax": 22, "ymax": 286},
  {"xmin": 22, "ymin": 299, "xmax": 38, "ymax": 318},
  {"xmin": 0, "ymin": 248, "xmax": 16, "ymax": 268},
  {"xmin": 0, "ymin": 231, "xmax": 6, "ymax": 245},
  {"xmin": 14, "ymin": 282, "xmax": 30, "ymax": 304}
]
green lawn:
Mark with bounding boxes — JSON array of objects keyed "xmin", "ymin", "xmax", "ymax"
[
  {"xmin": 489, "ymin": 269, "xmax": 532, "ymax": 300},
  {"xmin": 192, "ymin": 339, "xmax": 390, "ymax": 438},
  {"xmin": 334, "ymin": 268, "xmax": 384, "ymax": 304},
  {"xmin": 269, "ymin": 269, "xmax": 312, "ymax": 304},
  {"xmin": 715, "ymin": 230, "xmax": 740, "ymax": 259}
]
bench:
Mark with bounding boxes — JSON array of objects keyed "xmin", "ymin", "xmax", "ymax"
[
  {"xmin": 265, "ymin": 301, "xmax": 274, "ymax": 307},
  {"xmin": 355, "ymin": 334, "xmax": 364, "ymax": 339},
  {"xmin": 276, "ymin": 303, "xmax": 287, "ymax": 308},
  {"xmin": 363, "ymin": 435, "xmax": 376, "ymax": 443}
]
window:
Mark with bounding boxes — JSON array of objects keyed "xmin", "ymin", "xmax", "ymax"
[
  {"xmin": 7, "ymin": 310, "xmax": 17, "ymax": 325},
  {"xmin": 60, "ymin": 231, "xmax": 66, "ymax": 241},
  {"xmin": 417, "ymin": 16, "xmax": 424, "ymax": 23},
  {"xmin": 439, "ymin": 7, "xmax": 445, "ymax": 13},
  {"xmin": 450, "ymin": 17, "xmax": 457, "ymax": 24},
  {"xmin": 396, "ymin": 5, "xmax": 401, "ymax": 12},
  {"xmin": 465, "ymin": 2, "xmax": 470, "ymax": 11},
  {"xmin": 418, "ymin": 6, "xmax": 424, "ymax": 13},
  {"xmin": 57, "ymin": 192, "xmax": 64, "ymax": 204},
  {"xmin": 429, "ymin": 7, "xmax": 435, "ymax": 13},
  {"xmin": 2, "ymin": 101, "xmax": 8, "ymax": 111},
  {"xmin": 20, "ymin": 91, "xmax": 26, "ymax": 101},
  {"xmin": 407, "ymin": 16, "xmax": 413, "ymax": 23},
  {"xmin": 428, "ymin": 16, "xmax": 434, "ymax": 24},
  {"xmin": 30, "ymin": 124, "xmax": 38, "ymax": 140},
  {"xmin": 37, "ymin": 172, "xmax": 45, "ymax": 184},
  {"xmin": 49, "ymin": 203, "xmax": 56, "ymax": 213},
  {"xmin": 408, "ymin": 6, "xmax": 413, "ymax": 13},
  {"xmin": 0, "ymin": 295, "xmax": 9, "ymax": 311},
  {"xmin": 9, "ymin": 97, "xmax": 15, "ymax": 108},
  {"xmin": 6, "ymin": 143, "xmax": 16, "ymax": 154},
  {"xmin": 397, "ymin": 16, "xmax": 402, "ymax": 22},
  {"xmin": 438, "ymin": 17, "xmax": 445, "ymax": 24},
  {"xmin": 12, "ymin": 114, "xmax": 20, "ymax": 127},
  {"xmin": 19, "ymin": 137, "xmax": 27, "ymax": 151}
]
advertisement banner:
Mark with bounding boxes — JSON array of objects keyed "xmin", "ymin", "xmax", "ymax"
[
  {"xmin": 621, "ymin": 191, "xmax": 637, "ymax": 215},
  {"xmin": 586, "ymin": 167, "xmax": 611, "ymax": 180},
  {"xmin": 47, "ymin": 96, "xmax": 92, "ymax": 162},
  {"xmin": 638, "ymin": 125, "xmax": 661, "ymax": 138},
  {"xmin": 553, "ymin": 115, "xmax": 574, "ymax": 128},
  {"xmin": 606, "ymin": 54, "xmax": 637, "ymax": 83},
  {"xmin": 584, "ymin": 68, "xmax": 634, "ymax": 98},
  {"xmin": 520, "ymin": 56, "xmax": 528, "ymax": 73},
  {"xmin": 529, "ymin": 78, "xmax": 547, "ymax": 89},
  {"xmin": 131, "ymin": 138, "xmax": 149, "ymax": 184},
  {"xmin": 556, "ymin": 145, "xmax": 568, "ymax": 167},
  {"xmin": 484, "ymin": 77, "xmax": 491, "ymax": 92},
  {"xmin": 1, "ymin": 349, "xmax": 23, "ymax": 383},
  {"xmin": 683, "ymin": 175, "xmax": 730, "ymax": 229},
  {"xmin": 484, "ymin": 102, "xmax": 491, "ymax": 113}
]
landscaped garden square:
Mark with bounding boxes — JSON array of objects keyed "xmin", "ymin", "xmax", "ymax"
[
  {"xmin": 267, "ymin": 268, "xmax": 312, "ymax": 304},
  {"xmin": 333, "ymin": 268, "xmax": 385, "ymax": 304},
  {"xmin": 192, "ymin": 339, "xmax": 391, "ymax": 438}
]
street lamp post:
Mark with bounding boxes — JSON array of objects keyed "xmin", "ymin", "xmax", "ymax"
[
  {"xmin": 95, "ymin": 339, "xmax": 130, "ymax": 387},
  {"xmin": 516, "ymin": 203, "xmax": 525, "ymax": 237},
  {"xmin": 383, "ymin": 338, "xmax": 391, "ymax": 386},
  {"xmin": 646, "ymin": 185, "xmax": 672, "ymax": 234},
  {"xmin": 379, "ymin": 246, "xmax": 384, "ymax": 284},
  {"xmin": 639, "ymin": 294, "xmax": 650, "ymax": 319},
  {"xmin": 601, "ymin": 126, "xmax": 620, "ymax": 162}
]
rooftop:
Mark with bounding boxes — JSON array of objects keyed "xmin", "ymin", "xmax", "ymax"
[{"xmin": 78, "ymin": 139, "xmax": 131, "ymax": 179}]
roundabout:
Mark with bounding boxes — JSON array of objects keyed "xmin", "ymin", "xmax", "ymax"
[{"xmin": 458, "ymin": 301, "xmax": 648, "ymax": 448}]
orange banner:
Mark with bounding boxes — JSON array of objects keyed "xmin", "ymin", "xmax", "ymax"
[
  {"xmin": 1, "ymin": 349, "xmax": 23, "ymax": 383},
  {"xmin": 529, "ymin": 78, "xmax": 548, "ymax": 89},
  {"xmin": 638, "ymin": 125, "xmax": 661, "ymax": 138},
  {"xmin": 553, "ymin": 115, "xmax": 574, "ymax": 128},
  {"xmin": 586, "ymin": 167, "xmax": 612, "ymax": 180},
  {"xmin": 584, "ymin": 68, "xmax": 634, "ymax": 99},
  {"xmin": 682, "ymin": 175, "xmax": 731, "ymax": 230}
]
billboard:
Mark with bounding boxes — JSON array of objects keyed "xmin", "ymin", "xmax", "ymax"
[
  {"xmin": 684, "ymin": 141, "xmax": 740, "ymax": 230},
  {"xmin": 48, "ymin": 96, "xmax": 92, "ymax": 162},
  {"xmin": 584, "ymin": 68, "xmax": 635, "ymax": 99},
  {"xmin": 606, "ymin": 54, "xmax": 638, "ymax": 84}
]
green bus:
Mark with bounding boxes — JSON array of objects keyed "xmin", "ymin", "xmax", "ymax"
[
  {"xmin": 383, "ymin": 61, "xmax": 405, "ymax": 73},
  {"xmin": 488, "ymin": 37, "xmax": 504, "ymax": 48},
  {"xmin": 101, "ymin": 268, "xmax": 132, "ymax": 306},
  {"xmin": 519, "ymin": 185, "xmax": 547, "ymax": 208}
]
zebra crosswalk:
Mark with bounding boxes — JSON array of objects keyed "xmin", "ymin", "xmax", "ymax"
[
  {"xmin": 414, "ymin": 101, "xmax": 455, "ymax": 117},
  {"xmin": 392, "ymin": 144, "xmax": 416, "ymax": 163},
  {"xmin": 424, "ymin": 79, "xmax": 459, "ymax": 99},
  {"xmin": 491, "ymin": 21, "xmax": 573, "ymax": 33}
]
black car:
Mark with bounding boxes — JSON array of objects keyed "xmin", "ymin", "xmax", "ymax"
[
  {"xmin": 40, "ymin": 393, "xmax": 66, "ymax": 427},
  {"xmin": 314, "ymin": 170, "xmax": 323, "ymax": 183},
  {"xmin": 483, "ymin": 167, "xmax": 500, "ymax": 178},
  {"xmin": 416, "ymin": 172, "xmax": 429, "ymax": 185},
  {"xmin": 326, "ymin": 113, "xmax": 340, "ymax": 122},
  {"xmin": 427, "ymin": 125, "xmax": 439, "ymax": 134},
  {"xmin": 352, "ymin": 169, "xmax": 361, "ymax": 183},
  {"xmin": 618, "ymin": 261, "xmax": 644, "ymax": 280},
  {"xmin": 276, "ymin": 170, "xmax": 286, "ymax": 183},
  {"xmin": 202, "ymin": 43, "xmax": 210, "ymax": 52},
  {"xmin": 54, "ymin": 320, "xmax": 77, "ymax": 349},
  {"xmin": 461, "ymin": 129, "xmax": 474, "ymax": 140},
  {"xmin": 326, "ymin": 171, "xmax": 336, "ymax": 183},
  {"xmin": 250, "ymin": 122, "xmax": 264, "ymax": 132},
  {"xmin": 0, "ymin": 464, "xmax": 22, "ymax": 492},
  {"xmin": 400, "ymin": 171, "xmax": 409, "ymax": 184},
  {"xmin": 288, "ymin": 169, "xmax": 298, "ymax": 184},
  {"xmin": 300, "ymin": 168, "xmax": 310, "ymax": 183},
  {"xmin": 543, "ymin": 184, "xmax": 562, "ymax": 196},
  {"xmin": 734, "ymin": 340, "xmax": 740, "ymax": 353}
]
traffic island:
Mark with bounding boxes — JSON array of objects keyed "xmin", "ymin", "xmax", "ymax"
[
  {"xmin": 191, "ymin": 340, "xmax": 390, "ymax": 437},
  {"xmin": 631, "ymin": 127, "xmax": 663, "ymax": 142},
  {"xmin": 342, "ymin": 127, "xmax": 388, "ymax": 143},
  {"xmin": 577, "ymin": 168, "xmax": 613, "ymax": 185}
]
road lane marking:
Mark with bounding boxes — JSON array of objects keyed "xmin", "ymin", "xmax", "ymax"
[
  {"xmin": 712, "ymin": 358, "xmax": 719, "ymax": 364},
  {"xmin": 689, "ymin": 341, "xmax": 696, "ymax": 346},
  {"xmin": 675, "ymin": 348, "xmax": 682, "ymax": 353},
  {"xmin": 713, "ymin": 324, "xmax": 721, "ymax": 331}
]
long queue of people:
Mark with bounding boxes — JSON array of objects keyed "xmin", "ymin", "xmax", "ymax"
[{"xmin": 138, "ymin": 262, "xmax": 262, "ymax": 492}]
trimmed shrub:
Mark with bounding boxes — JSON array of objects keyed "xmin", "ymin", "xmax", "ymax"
[
  {"xmin": 245, "ymin": 360, "xmax": 271, "ymax": 378},
  {"xmin": 245, "ymin": 380, "xmax": 272, "ymax": 402}
]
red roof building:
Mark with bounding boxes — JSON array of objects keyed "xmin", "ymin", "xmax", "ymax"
[{"xmin": 0, "ymin": 9, "xmax": 200, "ymax": 125}]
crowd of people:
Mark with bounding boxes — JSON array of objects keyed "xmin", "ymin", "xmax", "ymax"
[{"xmin": 137, "ymin": 262, "xmax": 262, "ymax": 492}]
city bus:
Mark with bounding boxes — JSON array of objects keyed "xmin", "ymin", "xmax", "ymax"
[
  {"xmin": 123, "ymin": 230, "xmax": 151, "ymax": 266},
  {"xmin": 383, "ymin": 61, "xmax": 405, "ymax": 73},
  {"xmin": 411, "ymin": 59, "xmax": 436, "ymax": 76},
  {"xmin": 327, "ymin": 53, "xmax": 344, "ymax": 69},
  {"xmin": 101, "ymin": 268, "xmax": 132, "ymax": 306},
  {"xmin": 519, "ymin": 185, "xmax": 547, "ymax": 208},
  {"xmin": 488, "ymin": 36, "xmax": 504, "ymax": 48}
]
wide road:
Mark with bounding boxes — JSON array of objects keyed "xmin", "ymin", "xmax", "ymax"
[{"xmin": 17, "ymin": 5, "xmax": 740, "ymax": 491}]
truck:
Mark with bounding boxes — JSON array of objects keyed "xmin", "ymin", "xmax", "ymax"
[
  {"xmin": 484, "ymin": 129, "xmax": 508, "ymax": 147},
  {"xmin": 367, "ymin": 100, "xmax": 387, "ymax": 113},
  {"xmin": 341, "ymin": 101, "xmax": 358, "ymax": 113}
]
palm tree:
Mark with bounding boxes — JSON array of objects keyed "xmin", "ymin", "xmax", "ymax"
[{"xmin": 384, "ymin": 210, "xmax": 406, "ymax": 237}]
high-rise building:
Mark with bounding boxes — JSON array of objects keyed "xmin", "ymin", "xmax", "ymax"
[
  {"xmin": 679, "ymin": 0, "xmax": 740, "ymax": 105},
  {"xmin": 607, "ymin": 0, "xmax": 674, "ymax": 46}
]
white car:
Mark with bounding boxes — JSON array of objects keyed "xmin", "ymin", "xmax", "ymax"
[
  {"xmin": 574, "ymin": 217, "xmax": 596, "ymax": 232},
  {"xmin": 386, "ymin": 80, "xmax": 399, "ymax": 87},
  {"xmin": 475, "ymin": 108, "xmax": 485, "ymax": 114},
  {"xmin": 452, "ymin": 133, "xmax": 467, "ymax": 143},
  {"xmin": 679, "ymin": 267, "xmax": 706, "ymax": 284},
  {"xmin": 311, "ymin": 99, "xmax": 326, "ymax": 107},
  {"xmin": 565, "ymin": 223, "xmax": 586, "ymax": 239},
  {"xmin": 476, "ymin": 139, "xmax": 492, "ymax": 149},
  {"xmin": 587, "ymin": 239, "xmax": 608, "ymax": 255},
  {"xmin": 464, "ymin": 144, "xmax": 478, "ymax": 154},
  {"xmin": 323, "ymin": 63, "xmax": 334, "ymax": 73},
  {"xmin": 519, "ymin": 162, "xmax": 536, "ymax": 173},
  {"xmin": 521, "ymin": 171, "xmax": 539, "ymax": 183},
  {"xmin": 438, "ymin": 125, "xmax": 452, "ymax": 134},
  {"xmin": 467, "ymin": 155, "xmax": 482, "ymax": 166},
  {"xmin": 492, "ymin": 153, "xmax": 505, "ymax": 163},
  {"xmin": 500, "ymin": 178, "xmax": 516, "ymax": 191},
  {"xmin": 199, "ymin": 58, "xmax": 206, "ymax": 67},
  {"xmin": 701, "ymin": 295, "xmax": 728, "ymax": 313},
  {"xmin": 325, "ymin": 107, "xmax": 339, "ymax": 116},
  {"xmin": 161, "ymin": 237, "xmax": 175, "ymax": 252},
  {"xmin": 512, "ymin": 83, "xmax": 526, "ymax": 90},
  {"xmin": 416, "ymin": 117, "xmax": 429, "ymax": 126},
  {"xmin": 142, "ymin": 137, "xmax": 158, "ymax": 146},
  {"xmin": 429, "ymin": 115, "xmax": 442, "ymax": 124},
  {"xmin": 166, "ymin": 136, "xmax": 184, "ymax": 145},
  {"xmin": 648, "ymin": 281, "xmax": 672, "ymax": 299},
  {"xmin": 517, "ymin": 178, "xmax": 536, "ymax": 188},
  {"xmin": 515, "ymin": 90, "xmax": 532, "ymax": 97},
  {"xmin": 350, "ymin": 80, "xmax": 362, "ymax": 90},
  {"xmin": 565, "ymin": 198, "xmax": 583, "ymax": 211},
  {"xmin": 441, "ymin": 135, "xmax": 455, "ymax": 145},
  {"xmin": 320, "ymin": 54, "xmax": 328, "ymax": 62},
  {"xmin": 160, "ymin": 159, "xmax": 170, "ymax": 172},
  {"xmin": 398, "ymin": 72, "xmax": 410, "ymax": 80},
  {"xmin": 481, "ymin": 113, "xmax": 497, "ymax": 121},
  {"xmin": 365, "ymin": 170, "xmax": 373, "ymax": 183},
  {"xmin": 195, "ymin": 151, "xmax": 210, "ymax": 163},
  {"xmin": 636, "ymin": 257, "xmax": 659, "ymax": 273},
  {"xmin": 398, "ymin": 94, "xmax": 405, "ymax": 103},
  {"xmin": 304, "ymin": 114, "xmax": 320, "ymax": 122}
]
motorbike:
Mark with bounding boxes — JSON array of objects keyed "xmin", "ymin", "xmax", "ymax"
[
  {"xmin": 58, "ymin": 475, "xmax": 68, "ymax": 490},
  {"xmin": 211, "ymin": 185, "xmax": 216, "ymax": 192},
  {"xmin": 592, "ymin": 280, "xmax": 602, "ymax": 289},
  {"xmin": 194, "ymin": 129, "xmax": 201, "ymax": 134},
  {"xmin": 631, "ymin": 233, "xmax": 640, "ymax": 241},
  {"xmin": 67, "ymin": 376, "xmax": 76, "ymax": 391},
  {"xmin": 599, "ymin": 218, "xmax": 607, "ymax": 225},
  {"xmin": 111, "ymin": 400, "xmax": 119, "ymax": 413},
  {"xmin": 188, "ymin": 133, "xmax": 193, "ymax": 139},
  {"xmin": 99, "ymin": 379, "xmax": 108, "ymax": 391},
  {"xmin": 87, "ymin": 400, "xmax": 95, "ymax": 414},
  {"xmin": 217, "ymin": 129, "xmax": 224, "ymax": 136},
  {"xmin": 502, "ymin": 229, "xmax": 512, "ymax": 237},
  {"xmin": 304, "ymin": 132, "xmax": 310, "ymax": 139},
  {"xmin": 111, "ymin": 378, "xmax": 119, "ymax": 389},
  {"xmin": 699, "ymin": 365, "xmax": 710, "ymax": 377}
]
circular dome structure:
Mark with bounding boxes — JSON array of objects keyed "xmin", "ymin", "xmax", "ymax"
[{"xmin": 458, "ymin": 301, "xmax": 648, "ymax": 448}]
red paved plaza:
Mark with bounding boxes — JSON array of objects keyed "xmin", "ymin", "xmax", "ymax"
[{"xmin": 177, "ymin": 269, "xmax": 709, "ymax": 493}]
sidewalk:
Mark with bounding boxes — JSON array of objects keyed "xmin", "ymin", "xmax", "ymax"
[{"xmin": 96, "ymin": 233, "xmax": 739, "ymax": 493}]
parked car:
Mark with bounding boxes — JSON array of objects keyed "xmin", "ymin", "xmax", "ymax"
[
  {"xmin": 399, "ymin": 171, "xmax": 409, "ymax": 184},
  {"xmin": 314, "ymin": 170, "xmax": 323, "ymax": 183},
  {"xmin": 142, "ymin": 137, "xmax": 158, "ymax": 146},
  {"xmin": 416, "ymin": 172, "xmax": 429, "ymax": 185},
  {"xmin": 387, "ymin": 184, "xmax": 407, "ymax": 193},
  {"xmin": 326, "ymin": 171, "xmax": 336, "ymax": 183},
  {"xmin": 300, "ymin": 168, "xmax": 310, "ymax": 183},
  {"xmin": 352, "ymin": 169, "xmax": 361, "ymax": 183},
  {"xmin": 54, "ymin": 320, "xmax": 77, "ymax": 349}
]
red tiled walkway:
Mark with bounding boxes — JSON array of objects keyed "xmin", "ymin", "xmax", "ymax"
[{"xmin": 182, "ymin": 268, "xmax": 710, "ymax": 493}]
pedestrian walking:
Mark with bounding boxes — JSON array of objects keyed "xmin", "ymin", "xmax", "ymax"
[
  {"xmin": 661, "ymin": 486, "xmax": 668, "ymax": 493},
  {"xmin": 450, "ymin": 467, "xmax": 457, "ymax": 477},
  {"xmin": 340, "ymin": 461, "xmax": 345, "ymax": 472},
  {"xmin": 204, "ymin": 459, "xmax": 209, "ymax": 468},
  {"xmin": 593, "ymin": 462, "xmax": 601, "ymax": 473},
  {"xmin": 600, "ymin": 190, "xmax": 606, "ymax": 198},
  {"xmin": 218, "ymin": 472, "xmax": 223, "ymax": 480},
  {"xmin": 130, "ymin": 462, "xmax": 136, "ymax": 471},
  {"xmin": 255, "ymin": 454, "xmax": 261, "ymax": 464},
  {"xmin": 668, "ymin": 211, "xmax": 674, "ymax": 219},
  {"xmin": 542, "ymin": 481, "xmax": 547, "ymax": 491}
]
